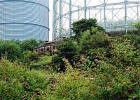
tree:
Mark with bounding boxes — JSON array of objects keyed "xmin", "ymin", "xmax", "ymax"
[
  {"xmin": 72, "ymin": 18, "xmax": 105, "ymax": 38},
  {"xmin": 0, "ymin": 41, "xmax": 22, "ymax": 61},
  {"xmin": 20, "ymin": 39, "xmax": 39, "ymax": 51}
]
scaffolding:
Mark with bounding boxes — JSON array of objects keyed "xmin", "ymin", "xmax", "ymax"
[{"xmin": 53, "ymin": 0, "xmax": 140, "ymax": 40}]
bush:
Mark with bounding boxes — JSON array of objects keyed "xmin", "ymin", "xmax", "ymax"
[
  {"xmin": 52, "ymin": 39, "xmax": 80, "ymax": 71},
  {"xmin": 72, "ymin": 55, "xmax": 95, "ymax": 70},
  {"xmin": 51, "ymin": 54, "xmax": 65, "ymax": 71},
  {"xmin": 108, "ymin": 38, "xmax": 137, "ymax": 68},
  {"xmin": 21, "ymin": 51, "xmax": 39, "ymax": 65},
  {"xmin": 0, "ymin": 59, "xmax": 49, "ymax": 99},
  {"xmin": 30, "ymin": 55, "xmax": 52, "ymax": 70},
  {"xmin": 0, "ymin": 41, "xmax": 22, "ymax": 61},
  {"xmin": 72, "ymin": 18, "xmax": 105, "ymax": 39},
  {"xmin": 57, "ymin": 39, "xmax": 80, "ymax": 59},
  {"xmin": 20, "ymin": 39, "xmax": 39, "ymax": 51},
  {"xmin": 81, "ymin": 31, "xmax": 109, "ymax": 52},
  {"xmin": 92, "ymin": 62, "xmax": 139, "ymax": 99},
  {"xmin": 122, "ymin": 34, "xmax": 140, "ymax": 49},
  {"xmin": 45, "ymin": 60, "xmax": 139, "ymax": 100}
]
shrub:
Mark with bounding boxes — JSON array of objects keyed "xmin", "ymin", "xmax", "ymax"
[
  {"xmin": 30, "ymin": 55, "xmax": 52, "ymax": 70},
  {"xmin": 0, "ymin": 59, "xmax": 49, "ymax": 99},
  {"xmin": 108, "ymin": 39, "xmax": 136, "ymax": 68},
  {"xmin": 20, "ymin": 39, "xmax": 39, "ymax": 51},
  {"xmin": 21, "ymin": 51, "xmax": 39, "ymax": 64},
  {"xmin": 72, "ymin": 18, "xmax": 105, "ymax": 39},
  {"xmin": 81, "ymin": 32, "xmax": 109, "ymax": 52},
  {"xmin": 51, "ymin": 54, "xmax": 65, "ymax": 71},
  {"xmin": 72, "ymin": 19, "xmax": 105, "ymax": 46},
  {"xmin": 92, "ymin": 62, "xmax": 139, "ymax": 99},
  {"xmin": 51, "ymin": 39, "xmax": 80, "ymax": 71},
  {"xmin": 122, "ymin": 34, "xmax": 140, "ymax": 49},
  {"xmin": 45, "ymin": 61, "xmax": 139, "ymax": 100},
  {"xmin": 57, "ymin": 39, "xmax": 80, "ymax": 59},
  {"xmin": 0, "ymin": 41, "xmax": 22, "ymax": 61},
  {"xmin": 46, "ymin": 59, "xmax": 92, "ymax": 100},
  {"xmin": 135, "ymin": 22, "xmax": 140, "ymax": 34}
]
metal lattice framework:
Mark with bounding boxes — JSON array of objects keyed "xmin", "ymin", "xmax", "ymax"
[{"xmin": 53, "ymin": 0, "xmax": 140, "ymax": 40}]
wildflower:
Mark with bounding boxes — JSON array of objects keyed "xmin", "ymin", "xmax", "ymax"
[
  {"xmin": 68, "ymin": 89, "xmax": 73, "ymax": 94},
  {"xmin": 132, "ymin": 96, "xmax": 136, "ymax": 100},
  {"xmin": 113, "ymin": 70, "xmax": 117, "ymax": 73},
  {"xmin": 133, "ymin": 72, "xmax": 137, "ymax": 75},
  {"xmin": 107, "ymin": 82, "xmax": 112, "ymax": 87},
  {"xmin": 81, "ymin": 57, "xmax": 86, "ymax": 64},
  {"xmin": 77, "ymin": 72, "xmax": 81, "ymax": 76},
  {"xmin": 94, "ymin": 86, "xmax": 97, "ymax": 90},
  {"xmin": 76, "ymin": 62, "xmax": 81, "ymax": 66},
  {"xmin": 120, "ymin": 38, "xmax": 124, "ymax": 41},
  {"xmin": 109, "ymin": 40, "xmax": 113, "ymax": 45},
  {"xmin": 94, "ymin": 59, "xmax": 101, "ymax": 63},
  {"xmin": 91, "ymin": 52, "xmax": 97, "ymax": 55},
  {"xmin": 125, "ymin": 67, "xmax": 132, "ymax": 73}
]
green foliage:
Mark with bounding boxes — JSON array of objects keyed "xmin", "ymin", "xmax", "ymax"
[
  {"xmin": 30, "ymin": 55, "xmax": 52, "ymax": 69},
  {"xmin": 72, "ymin": 55, "xmax": 95, "ymax": 70},
  {"xmin": 84, "ymin": 36, "xmax": 139, "ymax": 69},
  {"xmin": 45, "ymin": 61, "xmax": 140, "ymax": 100},
  {"xmin": 80, "ymin": 31, "xmax": 109, "ymax": 52},
  {"xmin": 52, "ymin": 18, "xmax": 107, "ymax": 71},
  {"xmin": 108, "ymin": 39, "xmax": 136, "ymax": 68},
  {"xmin": 72, "ymin": 18, "xmax": 105, "ymax": 38},
  {"xmin": 92, "ymin": 62, "xmax": 139, "ymax": 99},
  {"xmin": 52, "ymin": 39, "xmax": 80, "ymax": 71},
  {"xmin": 45, "ymin": 51, "xmax": 51, "ymax": 56},
  {"xmin": 53, "ymin": 19, "xmax": 139, "ymax": 71},
  {"xmin": 122, "ymin": 34, "xmax": 140, "ymax": 49},
  {"xmin": 20, "ymin": 39, "xmax": 39, "ymax": 51},
  {"xmin": 0, "ymin": 41, "xmax": 22, "ymax": 61},
  {"xmin": 0, "ymin": 59, "xmax": 49, "ymax": 99},
  {"xmin": 51, "ymin": 54, "xmax": 66, "ymax": 71},
  {"xmin": 1, "ymin": 58, "xmax": 138, "ymax": 100},
  {"xmin": 0, "ymin": 19, "xmax": 139, "ymax": 100},
  {"xmin": 57, "ymin": 39, "xmax": 80, "ymax": 59},
  {"xmin": 0, "ymin": 39, "xmax": 44, "ymax": 62},
  {"xmin": 21, "ymin": 51, "xmax": 39, "ymax": 64},
  {"xmin": 135, "ymin": 22, "xmax": 140, "ymax": 34}
]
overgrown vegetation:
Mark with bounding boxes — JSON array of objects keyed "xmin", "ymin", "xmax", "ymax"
[
  {"xmin": 135, "ymin": 22, "xmax": 140, "ymax": 34},
  {"xmin": 0, "ymin": 39, "xmax": 41, "ymax": 62},
  {"xmin": 0, "ymin": 59, "xmax": 48, "ymax": 99},
  {"xmin": 0, "ymin": 19, "xmax": 139, "ymax": 100}
]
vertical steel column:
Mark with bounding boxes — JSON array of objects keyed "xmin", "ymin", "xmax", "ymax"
[
  {"xmin": 89, "ymin": 8, "xmax": 90, "ymax": 18},
  {"xmin": 104, "ymin": 0, "xmax": 106, "ymax": 29},
  {"xmin": 112, "ymin": 7, "xmax": 114, "ymax": 23},
  {"xmin": 53, "ymin": 0, "xmax": 58, "ymax": 40},
  {"xmin": 59, "ymin": 0, "xmax": 63, "ymax": 38},
  {"xmin": 69, "ymin": 0, "xmax": 72, "ymax": 37},
  {"xmin": 137, "ymin": 4, "xmax": 139, "ymax": 21},
  {"xmin": 78, "ymin": 5, "xmax": 80, "ymax": 20},
  {"xmin": 112, "ymin": 7, "xmax": 114, "ymax": 31},
  {"xmin": 124, "ymin": 0, "xmax": 128, "ymax": 34},
  {"xmin": 84, "ymin": 0, "xmax": 87, "ymax": 19},
  {"xmin": 100, "ymin": 8, "xmax": 102, "ymax": 23}
]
